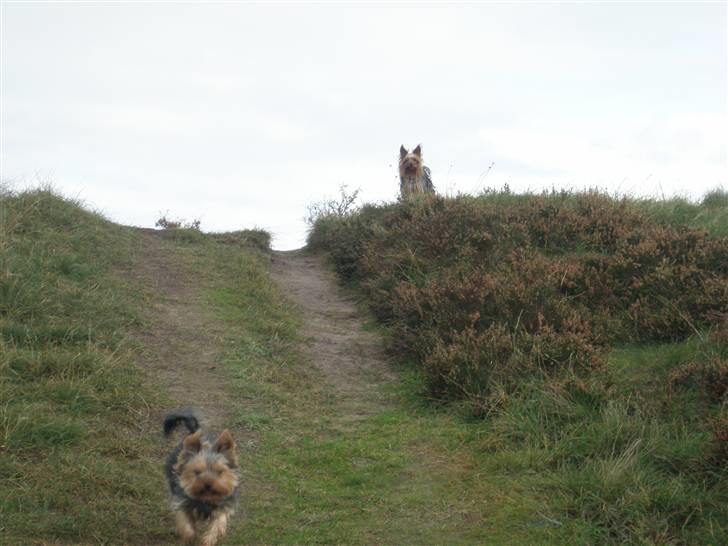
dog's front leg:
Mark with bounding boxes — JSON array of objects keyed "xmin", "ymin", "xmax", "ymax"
[
  {"xmin": 201, "ymin": 511, "xmax": 229, "ymax": 546},
  {"xmin": 175, "ymin": 511, "xmax": 196, "ymax": 543}
]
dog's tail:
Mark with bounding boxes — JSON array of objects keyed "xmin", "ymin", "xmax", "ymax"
[{"xmin": 163, "ymin": 408, "xmax": 201, "ymax": 436}]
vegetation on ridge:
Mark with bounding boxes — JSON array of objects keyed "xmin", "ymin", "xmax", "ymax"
[{"xmin": 308, "ymin": 187, "xmax": 728, "ymax": 544}]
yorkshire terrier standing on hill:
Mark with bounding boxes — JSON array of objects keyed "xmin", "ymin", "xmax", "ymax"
[
  {"xmin": 399, "ymin": 144, "xmax": 435, "ymax": 198},
  {"xmin": 164, "ymin": 409, "xmax": 240, "ymax": 546}
]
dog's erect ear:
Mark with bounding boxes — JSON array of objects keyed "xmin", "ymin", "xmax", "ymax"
[
  {"xmin": 400, "ymin": 145, "xmax": 408, "ymax": 159},
  {"xmin": 413, "ymin": 144, "xmax": 422, "ymax": 157},
  {"xmin": 214, "ymin": 429, "xmax": 238, "ymax": 467},
  {"xmin": 182, "ymin": 430, "xmax": 203, "ymax": 453}
]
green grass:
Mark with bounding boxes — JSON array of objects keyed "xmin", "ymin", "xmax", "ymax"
[
  {"xmin": 0, "ymin": 187, "xmax": 169, "ymax": 544},
  {"xmin": 0, "ymin": 188, "xmax": 281, "ymax": 544},
  {"xmin": 476, "ymin": 338, "xmax": 727, "ymax": 544},
  {"xmin": 625, "ymin": 188, "xmax": 728, "ymax": 237}
]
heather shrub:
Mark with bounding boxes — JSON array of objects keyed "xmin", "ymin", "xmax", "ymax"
[
  {"xmin": 706, "ymin": 414, "xmax": 728, "ymax": 467},
  {"xmin": 424, "ymin": 324, "xmax": 515, "ymax": 408},
  {"xmin": 669, "ymin": 356, "xmax": 728, "ymax": 405},
  {"xmin": 309, "ymin": 190, "xmax": 728, "ymax": 411}
]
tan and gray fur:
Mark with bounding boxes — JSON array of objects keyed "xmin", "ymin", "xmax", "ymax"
[
  {"xmin": 164, "ymin": 409, "xmax": 239, "ymax": 546},
  {"xmin": 399, "ymin": 144, "xmax": 435, "ymax": 198}
]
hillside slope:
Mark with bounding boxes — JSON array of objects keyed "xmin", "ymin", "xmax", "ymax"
[
  {"xmin": 0, "ymin": 189, "xmax": 278, "ymax": 544},
  {"xmin": 1, "ymin": 188, "xmax": 171, "ymax": 542},
  {"xmin": 3, "ymin": 186, "xmax": 726, "ymax": 545},
  {"xmin": 308, "ymin": 189, "xmax": 728, "ymax": 544},
  {"xmin": 4, "ymin": 189, "xmax": 521, "ymax": 545}
]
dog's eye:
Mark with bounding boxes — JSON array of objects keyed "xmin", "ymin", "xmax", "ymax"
[{"xmin": 194, "ymin": 469, "xmax": 202, "ymax": 476}]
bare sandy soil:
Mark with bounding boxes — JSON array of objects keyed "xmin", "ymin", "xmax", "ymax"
[
  {"xmin": 270, "ymin": 249, "xmax": 396, "ymax": 419},
  {"xmin": 129, "ymin": 229, "xmax": 231, "ymax": 430}
]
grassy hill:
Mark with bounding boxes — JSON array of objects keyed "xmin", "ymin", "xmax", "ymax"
[
  {"xmin": 2, "ymin": 185, "xmax": 726, "ymax": 545},
  {"xmin": 0, "ymin": 187, "xmax": 171, "ymax": 542},
  {"xmin": 0, "ymin": 187, "xmax": 280, "ymax": 544},
  {"xmin": 307, "ymin": 188, "xmax": 728, "ymax": 544}
]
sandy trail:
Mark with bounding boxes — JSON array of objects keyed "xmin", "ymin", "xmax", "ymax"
[
  {"xmin": 122, "ymin": 237, "xmax": 406, "ymax": 543},
  {"xmin": 129, "ymin": 229, "xmax": 230, "ymax": 430},
  {"xmin": 270, "ymin": 249, "xmax": 395, "ymax": 419},
  {"xmin": 129, "ymin": 236, "xmax": 394, "ymax": 426}
]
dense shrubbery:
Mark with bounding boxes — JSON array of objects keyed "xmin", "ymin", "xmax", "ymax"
[{"xmin": 308, "ymin": 190, "xmax": 728, "ymax": 413}]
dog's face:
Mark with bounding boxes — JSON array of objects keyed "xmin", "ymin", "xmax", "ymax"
[
  {"xmin": 399, "ymin": 145, "xmax": 424, "ymax": 178},
  {"xmin": 175, "ymin": 430, "xmax": 239, "ymax": 503}
]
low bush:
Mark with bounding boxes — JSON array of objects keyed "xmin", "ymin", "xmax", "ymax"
[{"xmin": 308, "ymin": 190, "xmax": 728, "ymax": 412}]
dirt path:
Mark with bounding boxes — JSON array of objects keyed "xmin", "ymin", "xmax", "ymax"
[
  {"xmin": 124, "ymin": 237, "xmax": 425, "ymax": 543},
  {"xmin": 128, "ymin": 236, "xmax": 395, "ymax": 428},
  {"xmin": 114, "ymin": 236, "xmax": 506, "ymax": 544},
  {"xmin": 129, "ymin": 229, "xmax": 231, "ymax": 430},
  {"xmin": 270, "ymin": 249, "xmax": 396, "ymax": 419}
]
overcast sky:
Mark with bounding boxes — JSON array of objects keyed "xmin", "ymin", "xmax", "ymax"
[{"xmin": 2, "ymin": 1, "xmax": 726, "ymax": 249}]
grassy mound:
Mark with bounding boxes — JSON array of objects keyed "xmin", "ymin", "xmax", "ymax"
[
  {"xmin": 308, "ymin": 188, "xmax": 728, "ymax": 543},
  {"xmin": 0, "ymin": 187, "xmax": 172, "ymax": 543},
  {"xmin": 0, "ymin": 187, "xmax": 274, "ymax": 544}
]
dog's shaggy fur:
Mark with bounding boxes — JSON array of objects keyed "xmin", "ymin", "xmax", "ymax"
[
  {"xmin": 399, "ymin": 145, "xmax": 435, "ymax": 198},
  {"xmin": 164, "ymin": 409, "xmax": 239, "ymax": 546}
]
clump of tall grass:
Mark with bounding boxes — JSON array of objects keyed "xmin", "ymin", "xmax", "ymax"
[
  {"xmin": 627, "ymin": 187, "xmax": 728, "ymax": 237},
  {"xmin": 701, "ymin": 187, "xmax": 728, "ymax": 208},
  {"xmin": 211, "ymin": 228, "xmax": 272, "ymax": 252}
]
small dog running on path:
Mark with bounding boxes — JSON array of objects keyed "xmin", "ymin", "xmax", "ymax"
[
  {"xmin": 164, "ymin": 409, "xmax": 239, "ymax": 546},
  {"xmin": 399, "ymin": 144, "xmax": 435, "ymax": 198}
]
